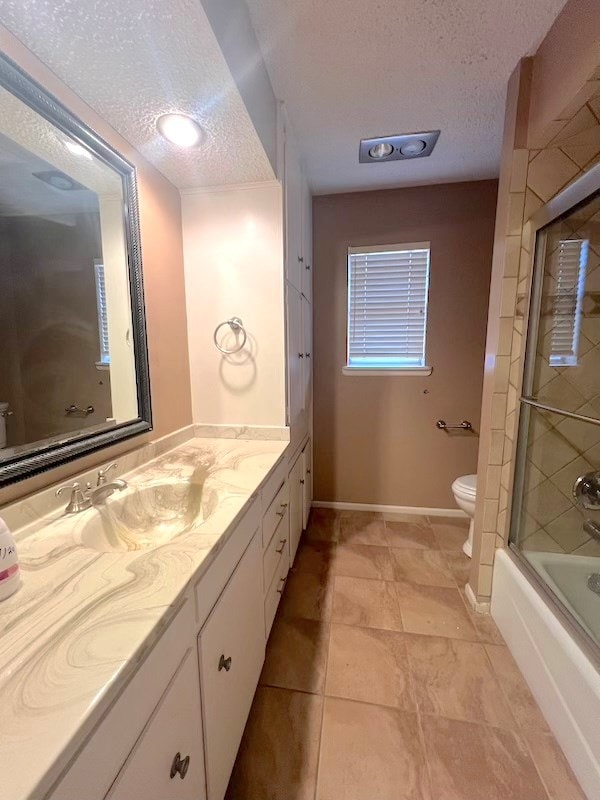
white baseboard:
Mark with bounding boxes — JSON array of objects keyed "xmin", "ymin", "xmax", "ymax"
[
  {"xmin": 465, "ymin": 581, "xmax": 491, "ymax": 613},
  {"xmin": 311, "ymin": 500, "xmax": 467, "ymax": 518}
]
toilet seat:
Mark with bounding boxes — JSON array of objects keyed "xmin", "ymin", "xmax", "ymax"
[{"xmin": 452, "ymin": 474, "xmax": 477, "ymax": 498}]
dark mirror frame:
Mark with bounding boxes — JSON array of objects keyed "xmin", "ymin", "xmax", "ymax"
[{"xmin": 0, "ymin": 51, "xmax": 152, "ymax": 486}]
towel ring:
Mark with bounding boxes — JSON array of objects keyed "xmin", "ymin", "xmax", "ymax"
[{"xmin": 213, "ymin": 317, "xmax": 247, "ymax": 354}]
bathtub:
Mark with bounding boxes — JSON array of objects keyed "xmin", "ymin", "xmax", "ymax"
[
  {"xmin": 525, "ymin": 551, "xmax": 600, "ymax": 643},
  {"xmin": 491, "ymin": 549, "xmax": 600, "ymax": 800}
]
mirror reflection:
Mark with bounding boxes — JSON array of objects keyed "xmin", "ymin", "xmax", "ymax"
[{"xmin": 0, "ymin": 82, "xmax": 140, "ymax": 462}]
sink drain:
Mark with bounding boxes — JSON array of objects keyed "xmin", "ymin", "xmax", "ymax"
[{"xmin": 587, "ymin": 573, "xmax": 600, "ymax": 595}]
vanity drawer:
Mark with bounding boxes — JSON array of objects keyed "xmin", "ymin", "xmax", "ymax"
[
  {"xmin": 198, "ymin": 531, "xmax": 264, "ymax": 800},
  {"xmin": 264, "ymin": 549, "xmax": 289, "ymax": 639},
  {"xmin": 106, "ymin": 648, "xmax": 206, "ymax": 800},
  {"xmin": 263, "ymin": 506, "xmax": 289, "ymax": 591},
  {"xmin": 262, "ymin": 478, "xmax": 289, "ymax": 548},
  {"xmin": 260, "ymin": 455, "xmax": 287, "ymax": 514}
]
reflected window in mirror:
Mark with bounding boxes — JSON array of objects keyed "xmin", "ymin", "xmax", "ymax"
[{"xmin": 0, "ymin": 54, "xmax": 151, "ymax": 484}]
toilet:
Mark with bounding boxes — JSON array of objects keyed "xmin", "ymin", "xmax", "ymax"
[{"xmin": 451, "ymin": 474, "xmax": 477, "ymax": 558}]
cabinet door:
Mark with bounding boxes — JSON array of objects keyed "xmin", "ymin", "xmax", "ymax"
[
  {"xmin": 289, "ymin": 454, "xmax": 304, "ymax": 563},
  {"xmin": 199, "ymin": 533, "xmax": 265, "ymax": 800},
  {"xmin": 302, "ymin": 295, "xmax": 312, "ymax": 419},
  {"xmin": 107, "ymin": 649, "xmax": 206, "ymax": 800},
  {"xmin": 285, "ymin": 132, "xmax": 303, "ymax": 292},
  {"xmin": 301, "ymin": 177, "xmax": 312, "ymax": 302},
  {"xmin": 287, "ymin": 284, "xmax": 305, "ymax": 449},
  {"xmin": 302, "ymin": 439, "xmax": 312, "ymax": 530}
]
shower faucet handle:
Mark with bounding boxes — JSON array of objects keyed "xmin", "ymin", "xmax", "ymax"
[{"xmin": 573, "ymin": 471, "xmax": 600, "ymax": 510}]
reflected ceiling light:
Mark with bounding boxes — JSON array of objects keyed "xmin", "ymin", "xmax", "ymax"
[
  {"xmin": 65, "ymin": 140, "xmax": 92, "ymax": 159},
  {"xmin": 156, "ymin": 113, "xmax": 204, "ymax": 147}
]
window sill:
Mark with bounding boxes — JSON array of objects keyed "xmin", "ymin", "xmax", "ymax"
[
  {"xmin": 342, "ymin": 366, "xmax": 432, "ymax": 377},
  {"xmin": 95, "ymin": 361, "xmax": 110, "ymax": 372}
]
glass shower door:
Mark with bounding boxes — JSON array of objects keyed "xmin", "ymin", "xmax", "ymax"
[{"xmin": 509, "ymin": 189, "xmax": 600, "ymax": 648}]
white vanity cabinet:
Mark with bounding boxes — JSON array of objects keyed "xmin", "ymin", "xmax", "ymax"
[
  {"xmin": 288, "ymin": 450, "xmax": 304, "ymax": 563},
  {"xmin": 302, "ymin": 438, "xmax": 313, "ymax": 530},
  {"xmin": 289, "ymin": 437, "xmax": 313, "ymax": 562},
  {"xmin": 107, "ymin": 648, "xmax": 206, "ymax": 800},
  {"xmin": 198, "ymin": 532, "xmax": 264, "ymax": 800},
  {"xmin": 284, "ymin": 128, "xmax": 304, "ymax": 294},
  {"xmin": 45, "ymin": 453, "xmax": 307, "ymax": 800}
]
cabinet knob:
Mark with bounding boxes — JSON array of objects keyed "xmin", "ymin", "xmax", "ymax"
[
  {"xmin": 219, "ymin": 654, "xmax": 232, "ymax": 672},
  {"xmin": 300, "ymin": 479, "xmax": 305, "ymax": 485},
  {"xmin": 170, "ymin": 752, "xmax": 190, "ymax": 780},
  {"xmin": 305, "ymin": 352, "xmax": 311, "ymax": 358},
  {"xmin": 298, "ymin": 352, "xmax": 304, "ymax": 358},
  {"xmin": 276, "ymin": 538, "xmax": 288, "ymax": 554},
  {"xmin": 275, "ymin": 509, "xmax": 285, "ymax": 517},
  {"xmin": 277, "ymin": 575, "xmax": 287, "ymax": 594},
  {"xmin": 305, "ymin": 264, "xmax": 311, "ymax": 271},
  {"xmin": 298, "ymin": 256, "xmax": 304, "ymax": 263}
]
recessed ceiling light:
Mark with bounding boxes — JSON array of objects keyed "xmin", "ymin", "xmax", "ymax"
[
  {"xmin": 156, "ymin": 113, "xmax": 204, "ymax": 148},
  {"xmin": 399, "ymin": 139, "xmax": 427, "ymax": 157},
  {"xmin": 359, "ymin": 131, "xmax": 440, "ymax": 164},
  {"xmin": 65, "ymin": 140, "xmax": 92, "ymax": 159},
  {"xmin": 368, "ymin": 142, "xmax": 394, "ymax": 160}
]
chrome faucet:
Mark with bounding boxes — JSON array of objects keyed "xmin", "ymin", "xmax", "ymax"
[
  {"xmin": 56, "ymin": 482, "xmax": 93, "ymax": 514},
  {"xmin": 56, "ymin": 468, "xmax": 128, "ymax": 514},
  {"xmin": 91, "ymin": 479, "xmax": 128, "ymax": 504}
]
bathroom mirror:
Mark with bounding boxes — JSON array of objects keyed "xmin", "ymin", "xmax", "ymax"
[{"xmin": 0, "ymin": 53, "xmax": 151, "ymax": 485}]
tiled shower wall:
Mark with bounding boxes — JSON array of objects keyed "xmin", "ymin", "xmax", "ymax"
[{"xmin": 471, "ymin": 62, "xmax": 600, "ymax": 602}]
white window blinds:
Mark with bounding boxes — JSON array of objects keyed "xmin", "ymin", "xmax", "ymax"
[
  {"xmin": 549, "ymin": 238, "xmax": 588, "ymax": 368},
  {"xmin": 94, "ymin": 260, "xmax": 110, "ymax": 366},
  {"xmin": 347, "ymin": 243, "xmax": 431, "ymax": 369}
]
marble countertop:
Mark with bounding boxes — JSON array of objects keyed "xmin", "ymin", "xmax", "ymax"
[{"xmin": 0, "ymin": 436, "xmax": 288, "ymax": 800}]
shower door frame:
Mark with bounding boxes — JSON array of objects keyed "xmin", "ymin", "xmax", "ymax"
[{"xmin": 507, "ymin": 162, "xmax": 600, "ymax": 659}]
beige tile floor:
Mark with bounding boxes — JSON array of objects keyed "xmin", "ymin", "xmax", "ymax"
[{"xmin": 226, "ymin": 510, "xmax": 586, "ymax": 800}]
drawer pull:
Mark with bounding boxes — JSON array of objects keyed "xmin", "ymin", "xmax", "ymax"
[
  {"xmin": 218, "ymin": 654, "xmax": 232, "ymax": 672},
  {"xmin": 170, "ymin": 752, "xmax": 190, "ymax": 780},
  {"xmin": 277, "ymin": 576, "xmax": 287, "ymax": 594},
  {"xmin": 275, "ymin": 538, "xmax": 288, "ymax": 554}
]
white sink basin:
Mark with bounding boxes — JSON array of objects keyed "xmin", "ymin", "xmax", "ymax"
[{"xmin": 80, "ymin": 479, "xmax": 215, "ymax": 552}]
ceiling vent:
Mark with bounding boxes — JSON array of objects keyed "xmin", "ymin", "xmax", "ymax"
[{"xmin": 359, "ymin": 131, "xmax": 440, "ymax": 164}]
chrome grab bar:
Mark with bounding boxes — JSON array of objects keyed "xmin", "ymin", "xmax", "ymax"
[
  {"xmin": 436, "ymin": 419, "xmax": 472, "ymax": 431},
  {"xmin": 65, "ymin": 404, "xmax": 94, "ymax": 416}
]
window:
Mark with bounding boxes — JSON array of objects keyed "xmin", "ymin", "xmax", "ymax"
[
  {"xmin": 548, "ymin": 238, "xmax": 588, "ymax": 367},
  {"xmin": 94, "ymin": 260, "xmax": 110, "ymax": 366},
  {"xmin": 345, "ymin": 243, "xmax": 431, "ymax": 375}
]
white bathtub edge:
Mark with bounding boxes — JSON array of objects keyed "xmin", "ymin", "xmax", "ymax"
[{"xmin": 491, "ymin": 549, "xmax": 600, "ymax": 800}]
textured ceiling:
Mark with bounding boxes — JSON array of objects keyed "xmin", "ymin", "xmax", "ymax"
[
  {"xmin": 245, "ymin": 0, "xmax": 567, "ymax": 194},
  {"xmin": 0, "ymin": 0, "xmax": 275, "ymax": 189}
]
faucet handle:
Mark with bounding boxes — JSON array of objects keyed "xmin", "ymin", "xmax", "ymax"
[
  {"xmin": 56, "ymin": 482, "xmax": 92, "ymax": 514},
  {"xmin": 56, "ymin": 481, "xmax": 81, "ymax": 497},
  {"xmin": 97, "ymin": 462, "xmax": 118, "ymax": 486}
]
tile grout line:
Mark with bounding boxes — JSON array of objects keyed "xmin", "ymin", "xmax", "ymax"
[
  {"xmin": 480, "ymin": 643, "xmax": 556, "ymax": 800},
  {"xmin": 312, "ymin": 534, "xmax": 335, "ymax": 800}
]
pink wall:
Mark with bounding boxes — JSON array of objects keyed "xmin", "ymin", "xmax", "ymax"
[
  {"xmin": 313, "ymin": 180, "xmax": 498, "ymax": 508},
  {"xmin": 528, "ymin": 0, "xmax": 600, "ymax": 147},
  {"xmin": 0, "ymin": 26, "xmax": 193, "ymax": 504}
]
